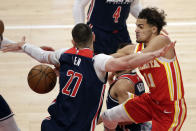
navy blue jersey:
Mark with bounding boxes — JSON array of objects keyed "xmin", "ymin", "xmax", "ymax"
[
  {"xmin": 91, "ymin": 26, "xmax": 131, "ymax": 54},
  {"xmin": 46, "ymin": 48, "xmax": 106, "ymax": 131},
  {"xmin": 0, "ymin": 95, "xmax": 13, "ymax": 121},
  {"xmin": 87, "ymin": 0, "xmax": 132, "ymax": 31},
  {"xmin": 106, "ymin": 73, "xmax": 145, "ymax": 131}
]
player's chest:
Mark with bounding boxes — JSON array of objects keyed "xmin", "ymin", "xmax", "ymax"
[{"xmin": 138, "ymin": 59, "xmax": 161, "ymax": 71}]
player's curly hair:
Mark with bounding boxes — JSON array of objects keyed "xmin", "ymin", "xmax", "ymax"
[{"xmin": 138, "ymin": 7, "xmax": 167, "ymax": 34}]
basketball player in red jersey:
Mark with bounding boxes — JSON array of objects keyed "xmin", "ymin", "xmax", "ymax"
[{"xmin": 99, "ymin": 7, "xmax": 187, "ymax": 131}]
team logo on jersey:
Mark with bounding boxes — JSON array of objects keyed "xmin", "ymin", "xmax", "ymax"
[
  {"xmin": 139, "ymin": 59, "xmax": 160, "ymax": 70},
  {"xmin": 135, "ymin": 82, "xmax": 145, "ymax": 96},
  {"xmin": 106, "ymin": 0, "xmax": 133, "ymax": 4}
]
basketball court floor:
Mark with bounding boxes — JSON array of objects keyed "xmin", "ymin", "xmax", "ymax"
[{"xmin": 0, "ymin": 0, "xmax": 196, "ymax": 130}]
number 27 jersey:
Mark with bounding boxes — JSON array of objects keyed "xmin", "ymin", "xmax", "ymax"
[{"xmin": 48, "ymin": 47, "xmax": 108, "ymax": 130}]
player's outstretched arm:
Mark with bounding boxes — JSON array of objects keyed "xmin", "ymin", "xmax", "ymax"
[
  {"xmin": 0, "ymin": 36, "xmax": 26, "ymax": 52},
  {"xmin": 111, "ymin": 44, "xmax": 135, "ymax": 58},
  {"xmin": 105, "ymin": 41, "xmax": 175, "ymax": 72},
  {"xmin": 0, "ymin": 37, "xmax": 61, "ymax": 66}
]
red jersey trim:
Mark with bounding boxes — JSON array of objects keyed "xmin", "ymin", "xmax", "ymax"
[
  {"xmin": 90, "ymin": 84, "xmax": 106, "ymax": 131},
  {"xmin": 123, "ymin": 103, "xmax": 137, "ymax": 123},
  {"xmin": 156, "ymin": 58, "xmax": 184, "ymax": 101},
  {"xmin": 64, "ymin": 47, "xmax": 93, "ymax": 58},
  {"xmin": 118, "ymin": 74, "xmax": 141, "ymax": 85},
  {"xmin": 134, "ymin": 43, "xmax": 144, "ymax": 53},
  {"xmin": 87, "ymin": 0, "xmax": 95, "ymax": 22},
  {"xmin": 169, "ymin": 98, "xmax": 187, "ymax": 130}
]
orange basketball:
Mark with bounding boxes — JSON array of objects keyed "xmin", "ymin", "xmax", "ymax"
[{"xmin": 27, "ymin": 64, "xmax": 57, "ymax": 94}]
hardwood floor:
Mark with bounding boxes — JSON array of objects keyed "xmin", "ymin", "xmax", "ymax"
[{"xmin": 0, "ymin": 0, "xmax": 195, "ymax": 130}]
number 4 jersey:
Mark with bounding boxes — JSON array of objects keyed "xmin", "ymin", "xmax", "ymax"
[
  {"xmin": 47, "ymin": 47, "xmax": 112, "ymax": 131},
  {"xmin": 87, "ymin": 0, "xmax": 133, "ymax": 31}
]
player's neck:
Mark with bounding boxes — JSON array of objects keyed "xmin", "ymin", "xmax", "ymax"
[{"xmin": 145, "ymin": 34, "xmax": 157, "ymax": 47}]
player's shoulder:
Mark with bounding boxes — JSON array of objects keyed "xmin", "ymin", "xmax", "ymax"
[
  {"xmin": 93, "ymin": 54, "xmax": 113, "ymax": 69},
  {"xmin": 93, "ymin": 53, "xmax": 112, "ymax": 60},
  {"xmin": 157, "ymin": 34, "xmax": 171, "ymax": 45},
  {"xmin": 117, "ymin": 44, "xmax": 136, "ymax": 55}
]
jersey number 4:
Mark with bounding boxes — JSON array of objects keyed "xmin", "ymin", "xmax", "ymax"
[
  {"xmin": 62, "ymin": 70, "xmax": 83, "ymax": 97},
  {"xmin": 113, "ymin": 6, "xmax": 122, "ymax": 23}
]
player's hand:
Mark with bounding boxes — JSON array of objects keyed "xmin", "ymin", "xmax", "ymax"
[
  {"xmin": 0, "ymin": 36, "xmax": 26, "ymax": 52},
  {"xmin": 40, "ymin": 46, "xmax": 55, "ymax": 51},
  {"xmin": 153, "ymin": 41, "xmax": 176, "ymax": 58}
]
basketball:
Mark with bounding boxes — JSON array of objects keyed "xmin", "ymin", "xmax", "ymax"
[{"xmin": 27, "ymin": 64, "xmax": 57, "ymax": 94}]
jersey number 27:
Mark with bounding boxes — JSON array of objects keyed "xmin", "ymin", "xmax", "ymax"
[
  {"xmin": 62, "ymin": 70, "xmax": 83, "ymax": 97},
  {"xmin": 113, "ymin": 6, "xmax": 122, "ymax": 23}
]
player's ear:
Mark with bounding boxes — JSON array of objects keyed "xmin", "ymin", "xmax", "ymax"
[
  {"xmin": 92, "ymin": 32, "xmax": 95, "ymax": 42},
  {"xmin": 152, "ymin": 26, "xmax": 158, "ymax": 34},
  {"xmin": 72, "ymin": 40, "xmax": 76, "ymax": 47}
]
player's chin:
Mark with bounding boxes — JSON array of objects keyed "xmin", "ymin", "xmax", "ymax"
[{"xmin": 136, "ymin": 39, "xmax": 142, "ymax": 43}]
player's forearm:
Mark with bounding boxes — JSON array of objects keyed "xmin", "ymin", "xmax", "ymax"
[
  {"xmin": 1, "ymin": 38, "xmax": 15, "ymax": 48},
  {"xmin": 101, "ymin": 104, "xmax": 131, "ymax": 129},
  {"xmin": 0, "ymin": 38, "xmax": 23, "ymax": 52},
  {"xmin": 111, "ymin": 49, "xmax": 131, "ymax": 58},
  {"xmin": 107, "ymin": 52, "xmax": 156, "ymax": 72},
  {"xmin": 126, "ymin": 52, "xmax": 156, "ymax": 69},
  {"xmin": 111, "ymin": 52, "xmax": 125, "ymax": 58},
  {"xmin": 22, "ymin": 43, "xmax": 54, "ymax": 64},
  {"xmin": 111, "ymin": 45, "xmax": 134, "ymax": 58},
  {"xmin": 130, "ymin": 0, "xmax": 142, "ymax": 18},
  {"xmin": 73, "ymin": 0, "xmax": 89, "ymax": 24}
]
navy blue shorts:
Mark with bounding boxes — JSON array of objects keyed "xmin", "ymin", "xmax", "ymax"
[
  {"xmin": 41, "ymin": 117, "xmax": 64, "ymax": 131},
  {"xmin": 0, "ymin": 95, "xmax": 13, "ymax": 121},
  {"xmin": 91, "ymin": 26, "xmax": 132, "ymax": 55}
]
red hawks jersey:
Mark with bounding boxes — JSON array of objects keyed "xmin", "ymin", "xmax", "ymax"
[{"xmin": 134, "ymin": 43, "xmax": 184, "ymax": 102}]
